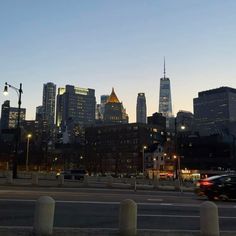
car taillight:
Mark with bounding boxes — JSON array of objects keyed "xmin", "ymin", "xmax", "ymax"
[{"xmin": 201, "ymin": 181, "xmax": 213, "ymax": 186}]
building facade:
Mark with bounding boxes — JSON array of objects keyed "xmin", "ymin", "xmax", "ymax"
[
  {"xmin": 176, "ymin": 110, "xmax": 194, "ymax": 133},
  {"xmin": 56, "ymin": 85, "xmax": 96, "ymax": 127},
  {"xmin": 96, "ymin": 95, "xmax": 109, "ymax": 122},
  {"xmin": 103, "ymin": 88, "xmax": 128, "ymax": 124},
  {"xmin": 85, "ymin": 123, "xmax": 165, "ymax": 174},
  {"xmin": 136, "ymin": 93, "xmax": 147, "ymax": 124},
  {"xmin": 194, "ymin": 87, "xmax": 236, "ymax": 136},
  {"xmin": 1, "ymin": 100, "xmax": 26, "ymax": 130}
]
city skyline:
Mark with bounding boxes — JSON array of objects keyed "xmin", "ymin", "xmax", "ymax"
[{"xmin": 1, "ymin": 1, "xmax": 236, "ymax": 122}]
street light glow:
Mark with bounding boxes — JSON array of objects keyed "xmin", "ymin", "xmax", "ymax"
[{"xmin": 3, "ymin": 83, "xmax": 8, "ymax": 96}]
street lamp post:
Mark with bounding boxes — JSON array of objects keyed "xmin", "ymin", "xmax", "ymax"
[
  {"xmin": 26, "ymin": 134, "xmax": 32, "ymax": 171},
  {"xmin": 3, "ymin": 82, "xmax": 23, "ymax": 179},
  {"xmin": 174, "ymin": 117, "xmax": 186, "ymax": 179},
  {"xmin": 142, "ymin": 145, "xmax": 147, "ymax": 175}
]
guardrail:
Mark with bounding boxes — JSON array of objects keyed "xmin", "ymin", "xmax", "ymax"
[{"xmin": 0, "ymin": 172, "xmax": 195, "ymax": 191}]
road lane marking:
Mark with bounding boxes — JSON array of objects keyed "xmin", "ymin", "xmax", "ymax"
[
  {"xmin": 139, "ymin": 214, "xmax": 236, "ymax": 219},
  {"xmin": 139, "ymin": 214, "xmax": 198, "ymax": 218},
  {"xmin": 147, "ymin": 199, "xmax": 163, "ymax": 202},
  {"xmin": 0, "ymin": 198, "xmax": 236, "ymax": 211}
]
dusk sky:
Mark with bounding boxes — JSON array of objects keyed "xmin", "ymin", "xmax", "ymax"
[{"xmin": 1, "ymin": 0, "xmax": 236, "ymax": 122}]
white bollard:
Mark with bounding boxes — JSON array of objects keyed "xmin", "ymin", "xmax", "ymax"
[
  {"xmin": 6, "ymin": 172, "xmax": 13, "ymax": 185},
  {"xmin": 32, "ymin": 173, "xmax": 39, "ymax": 185},
  {"xmin": 119, "ymin": 199, "xmax": 137, "ymax": 236},
  {"xmin": 34, "ymin": 196, "xmax": 55, "ymax": 235},
  {"xmin": 200, "ymin": 201, "xmax": 219, "ymax": 236},
  {"xmin": 106, "ymin": 175, "xmax": 113, "ymax": 188},
  {"xmin": 58, "ymin": 174, "xmax": 64, "ymax": 186}
]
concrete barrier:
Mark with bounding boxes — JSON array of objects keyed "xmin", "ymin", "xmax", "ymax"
[
  {"xmin": 32, "ymin": 173, "xmax": 39, "ymax": 186},
  {"xmin": 106, "ymin": 175, "xmax": 113, "ymax": 188},
  {"xmin": 34, "ymin": 196, "xmax": 55, "ymax": 235},
  {"xmin": 200, "ymin": 201, "xmax": 219, "ymax": 236},
  {"xmin": 130, "ymin": 177, "xmax": 136, "ymax": 189},
  {"xmin": 58, "ymin": 175, "xmax": 64, "ymax": 186},
  {"xmin": 83, "ymin": 175, "xmax": 89, "ymax": 187},
  {"xmin": 6, "ymin": 172, "xmax": 13, "ymax": 185},
  {"xmin": 153, "ymin": 175, "xmax": 159, "ymax": 189},
  {"xmin": 174, "ymin": 179, "xmax": 181, "ymax": 191},
  {"xmin": 119, "ymin": 199, "xmax": 137, "ymax": 236}
]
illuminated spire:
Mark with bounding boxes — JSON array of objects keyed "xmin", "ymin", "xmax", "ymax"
[{"xmin": 107, "ymin": 87, "xmax": 120, "ymax": 103}]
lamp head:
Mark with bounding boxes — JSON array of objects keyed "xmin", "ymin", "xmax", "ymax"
[
  {"xmin": 27, "ymin": 134, "xmax": 32, "ymax": 139},
  {"xmin": 3, "ymin": 83, "xmax": 8, "ymax": 96}
]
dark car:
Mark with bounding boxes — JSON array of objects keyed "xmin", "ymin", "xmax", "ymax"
[
  {"xmin": 195, "ymin": 175, "xmax": 236, "ymax": 200},
  {"xmin": 59, "ymin": 169, "xmax": 88, "ymax": 180}
]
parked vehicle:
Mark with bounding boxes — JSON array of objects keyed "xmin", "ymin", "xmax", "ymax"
[
  {"xmin": 57, "ymin": 169, "xmax": 88, "ymax": 180},
  {"xmin": 195, "ymin": 175, "xmax": 236, "ymax": 200}
]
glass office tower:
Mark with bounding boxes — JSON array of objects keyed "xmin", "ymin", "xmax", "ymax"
[
  {"xmin": 136, "ymin": 93, "xmax": 147, "ymax": 123},
  {"xmin": 158, "ymin": 60, "xmax": 173, "ymax": 129}
]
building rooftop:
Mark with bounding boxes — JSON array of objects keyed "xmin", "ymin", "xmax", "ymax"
[
  {"xmin": 107, "ymin": 88, "xmax": 120, "ymax": 103},
  {"xmin": 198, "ymin": 86, "xmax": 236, "ymax": 97}
]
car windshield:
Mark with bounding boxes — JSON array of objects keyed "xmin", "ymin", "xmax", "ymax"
[
  {"xmin": 70, "ymin": 170, "xmax": 86, "ymax": 174},
  {"xmin": 204, "ymin": 175, "xmax": 222, "ymax": 181}
]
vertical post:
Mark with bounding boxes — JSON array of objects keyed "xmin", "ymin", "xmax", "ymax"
[
  {"xmin": 83, "ymin": 174, "xmax": 89, "ymax": 187},
  {"xmin": 13, "ymin": 83, "xmax": 22, "ymax": 179},
  {"xmin": 26, "ymin": 134, "xmax": 31, "ymax": 171},
  {"xmin": 119, "ymin": 199, "xmax": 137, "ymax": 236},
  {"xmin": 200, "ymin": 201, "xmax": 219, "ymax": 236},
  {"xmin": 32, "ymin": 172, "xmax": 39, "ymax": 186},
  {"xmin": 6, "ymin": 172, "xmax": 13, "ymax": 185},
  {"xmin": 58, "ymin": 174, "xmax": 64, "ymax": 186},
  {"xmin": 142, "ymin": 145, "xmax": 147, "ymax": 175},
  {"xmin": 177, "ymin": 156, "xmax": 181, "ymax": 187}
]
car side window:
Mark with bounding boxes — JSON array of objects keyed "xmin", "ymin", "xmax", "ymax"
[
  {"xmin": 230, "ymin": 177, "xmax": 236, "ymax": 183},
  {"xmin": 221, "ymin": 177, "xmax": 231, "ymax": 183}
]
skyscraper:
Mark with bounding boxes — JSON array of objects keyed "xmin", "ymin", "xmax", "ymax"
[
  {"xmin": 1, "ymin": 100, "xmax": 26, "ymax": 129},
  {"xmin": 96, "ymin": 95, "xmax": 109, "ymax": 121},
  {"xmin": 158, "ymin": 59, "xmax": 173, "ymax": 129},
  {"xmin": 56, "ymin": 85, "xmax": 96, "ymax": 127},
  {"xmin": 103, "ymin": 88, "xmax": 128, "ymax": 124},
  {"xmin": 158, "ymin": 59, "xmax": 173, "ymax": 117},
  {"xmin": 42, "ymin": 82, "xmax": 56, "ymax": 126},
  {"xmin": 136, "ymin": 93, "xmax": 147, "ymax": 123},
  {"xmin": 194, "ymin": 87, "xmax": 236, "ymax": 136}
]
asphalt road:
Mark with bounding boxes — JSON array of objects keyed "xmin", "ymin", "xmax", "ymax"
[{"xmin": 0, "ymin": 187, "xmax": 236, "ymax": 231}]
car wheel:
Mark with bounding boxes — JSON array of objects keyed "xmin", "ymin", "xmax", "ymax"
[
  {"xmin": 219, "ymin": 194, "xmax": 229, "ymax": 201},
  {"xmin": 207, "ymin": 194, "xmax": 216, "ymax": 201}
]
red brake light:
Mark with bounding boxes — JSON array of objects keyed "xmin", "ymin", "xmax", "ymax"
[{"xmin": 201, "ymin": 180, "xmax": 213, "ymax": 186}]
